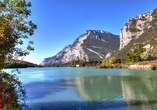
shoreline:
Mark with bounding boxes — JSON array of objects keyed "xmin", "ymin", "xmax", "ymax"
[
  {"xmin": 128, "ymin": 64, "xmax": 156, "ymax": 70},
  {"xmin": 98, "ymin": 60, "xmax": 157, "ymax": 70}
]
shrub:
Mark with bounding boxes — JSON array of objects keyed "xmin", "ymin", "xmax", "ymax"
[{"xmin": 0, "ymin": 71, "xmax": 26, "ymax": 110}]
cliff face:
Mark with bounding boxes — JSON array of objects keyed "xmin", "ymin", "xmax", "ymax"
[
  {"xmin": 40, "ymin": 30, "xmax": 119, "ymax": 66},
  {"xmin": 114, "ymin": 8, "xmax": 157, "ymax": 59},
  {"xmin": 40, "ymin": 31, "xmax": 90, "ymax": 65},
  {"xmin": 119, "ymin": 8, "xmax": 157, "ymax": 50}
]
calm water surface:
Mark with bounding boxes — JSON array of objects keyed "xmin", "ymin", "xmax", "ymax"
[{"xmin": 7, "ymin": 67, "xmax": 157, "ymax": 110}]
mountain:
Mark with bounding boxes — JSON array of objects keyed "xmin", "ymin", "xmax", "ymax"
[
  {"xmin": 40, "ymin": 30, "xmax": 119, "ymax": 66},
  {"xmin": 114, "ymin": 8, "xmax": 157, "ymax": 59}
]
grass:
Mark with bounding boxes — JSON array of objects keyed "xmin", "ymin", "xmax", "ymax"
[{"xmin": 98, "ymin": 60, "xmax": 157, "ymax": 70}]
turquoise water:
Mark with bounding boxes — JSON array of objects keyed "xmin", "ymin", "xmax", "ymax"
[{"xmin": 6, "ymin": 67, "xmax": 157, "ymax": 110}]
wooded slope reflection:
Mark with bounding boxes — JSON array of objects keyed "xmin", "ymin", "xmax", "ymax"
[
  {"xmin": 74, "ymin": 76, "xmax": 122, "ymax": 104},
  {"xmin": 121, "ymin": 76, "xmax": 157, "ymax": 110},
  {"xmin": 25, "ymin": 70, "xmax": 157, "ymax": 110},
  {"xmin": 74, "ymin": 75, "xmax": 157, "ymax": 109}
]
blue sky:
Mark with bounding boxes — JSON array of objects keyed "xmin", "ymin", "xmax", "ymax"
[{"xmin": 24, "ymin": 0, "xmax": 157, "ymax": 64}]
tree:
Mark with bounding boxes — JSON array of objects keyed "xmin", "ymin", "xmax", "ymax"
[
  {"xmin": 70, "ymin": 60, "xmax": 78, "ymax": 67},
  {"xmin": 100, "ymin": 57, "xmax": 118, "ymax": 67},
  {"xmin": 0, "ymin": 0, "xmax": 37, "ymax": 109},
  {"xmin": 126, "ymin": 43, "xmax": 146, "ymax": 62},
  {"xmin": 0, "ymin": 71, "xmax": 26, "ymax": 109},
  {"xmin": 79, "ymin": 59, "xmax": 85, "ymax": 67},
  {"xmin": 0, "ymin": 0, "xmax": 37, "ymax": 69},
  {"xmin": 154, "ymin": 41, "xmax": 157, "ymax": 58}
]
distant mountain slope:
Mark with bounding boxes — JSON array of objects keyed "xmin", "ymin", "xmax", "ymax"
[
  {"xmin": 40, "ymin": 30, "xmax": 119, "ymax": 66},
  {"xmin": 114, "ymin": 8, "xmax": 157, "ymax": 59},
  {"xmin": 5, "ymin": 60, "xmax": 39, "ymax": 68},
  {"xmin": 82, "ymin": 30, "xmax": 119, "ymax": 60}
]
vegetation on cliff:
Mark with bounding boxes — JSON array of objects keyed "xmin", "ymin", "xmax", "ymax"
[
  {"xmin": 126, "ymin": 43, "xmax": 146, "ymax": 62},
  {"xmin": 98, "ymin": 42, "xmax": 157, "ymax": 70}
]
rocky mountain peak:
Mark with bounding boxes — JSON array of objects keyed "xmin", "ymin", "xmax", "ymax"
[
  {"xmin": 40, "ymin": 30, "xmax": 119, "ymax": 66},
  {"xmin": 119, "ymin": 8, "xmax": 157, "ymax": 50},
  {"xmin": 85, "ymin": 30, "xmax": 111, "ymax": 34}
]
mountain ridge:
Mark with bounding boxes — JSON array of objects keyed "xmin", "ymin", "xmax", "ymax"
[
  {"xmin": 119, "ymin": 8, "xmax": 157, "ymax": 50},
  {"xmin": 40, "ymin": 30, "xmax": 119, "ymax": 66},
  {"xmin": 114, "ymin": 8, "xmax": 157, "ymax": 59},
  {"xmin": 40, "ymin": 8, "xmax": 157, "ymax": 66}
]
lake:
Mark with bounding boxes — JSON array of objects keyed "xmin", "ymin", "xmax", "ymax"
[{"xmin": 6, "ymin": 67, "xmax": 157, "ymax": 110}]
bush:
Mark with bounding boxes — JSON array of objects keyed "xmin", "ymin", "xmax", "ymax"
[
  {"xmin": 0, "ymin": 71, "xmax": 26, "ymax": 110},
  {"xmin": 126, "ymin": 43, "xmax": 145, "ymax": 62}
]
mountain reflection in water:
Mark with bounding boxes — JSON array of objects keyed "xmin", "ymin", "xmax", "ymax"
[
  {"xmin": 121, "ymin": 76, "xmax": 157, "ymax": 110},
  {"xmin": 74, "ymin": 76, "xmax": 122, "ymax": 104},
  {"xmin": 21, "ymin": 68, "xmax": 157, "ymax": 110},
  {"xmin": 74, "ymin": 75, "xmax": 157, "ymax": 110}
]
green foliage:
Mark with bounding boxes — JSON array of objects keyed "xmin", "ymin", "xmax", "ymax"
[
  {"xmin": 126, "ymin": 43, "xmax": 146, "ymax": 62},
  {"xmin": 0, "ymin": 0, "xmax": 37, "ymax": 69},
  {"xmin": 4, "ymin": 105, "xmax": 20, "ymax": 110},
  {"xmin": 70, "ymin": 59, "xmax": 101, "ymax": 67},
  {"xmin": 114, "ymin": 27, "xmax": 157, "ymax": 59},
  {"xmin": 99, "ymin": 57, "xmax": 120, "ymax": 68},
  {"xmin": 0, "ymin": 0, "xmax": 36, "ymax": 109},
  {"xmin": 113, "ymin": 8, "xmax": 157, "ymax": 60},
  {"xmin": 154, "ymin": 41, "xmax": 157, "ymax": 57},
  {"xmin": 70, "ymin": 59, "xmax": 85, "ymax": 67},
  {"xmin": 0, "ymin": 71, "xmax": 26, "ymax": 109},
  {"xmin": 151, "ymin": 8, "xmax": 157, "ymax": 17},
  {"xmin": 5, "ymin": 60, "xmax": 38, "ymax": 68},
  {"xmin": 150, "ymin": 8, "xmax": 157, "ymax": 28}
]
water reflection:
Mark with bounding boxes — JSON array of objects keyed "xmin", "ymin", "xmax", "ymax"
[
  {"xmin": 74, "ymin": 76, "xmax": 122, "ymax": 104},
  {"xmin": 26, "ymin": 79, "xmax": 74, "ymax": 100},
  {"xmin": 22, "ymin": 68, "xmax": 157, "ymax": 110},
  {"xmin": 121, "ymin": 76, "xmax": 157, "ymax": 110},
  {"xmin": 73, "ymin": 75, "xmax": 157, "ymax": 109}
]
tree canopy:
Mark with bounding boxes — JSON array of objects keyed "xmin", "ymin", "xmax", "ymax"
[
  {"xmin": 0, "ymin": 0, "xmax": 37, "ymax": 109},
  {"xmin": 154, "ymin": 41, "xmax": 157, "ymax": 57},
  {"xmin": 126, "ymin": 43, "xmax": 146, "ymax": 62},
  {"xmin": 0, "ymin": 0, "xmax": 37, "ymax": 69},
  {"xmin": 0, "ymin": 71, "xmax": 26, "ymax": 109}
]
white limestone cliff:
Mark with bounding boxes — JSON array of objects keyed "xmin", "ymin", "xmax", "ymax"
[
  {"xmin": 40, "ymin": 31, "xmax": 89, "ymax": 65},
  {"xmin": 40, "ymin": 30, "xmax": 119, "ymax": 66},
  {"xmin": 119, "ymin": 9, "xmax": 154, "ymax": 50},
  {"xmin": 40, "ymin": 30, "xmax": 100, "ymax": 65}
]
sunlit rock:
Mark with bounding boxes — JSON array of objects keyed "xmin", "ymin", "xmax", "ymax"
[{"xmin": 40, "ymin": 30, "xmax": 119, "ymax": 66}]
